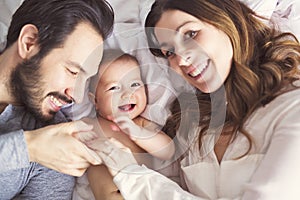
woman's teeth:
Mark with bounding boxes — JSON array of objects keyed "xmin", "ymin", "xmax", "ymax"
[
  {"xmin": 189, "ymin": 67, "xmax": 203, "ymax": 77},
  {"xmin": 189, "ymin": 60, "xmax": 209, "ymax": 77}
]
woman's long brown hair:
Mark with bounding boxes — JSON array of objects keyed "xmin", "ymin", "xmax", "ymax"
[{"xmin": 146, "ymin": 0, "xmax": 300, "ymax": 157}]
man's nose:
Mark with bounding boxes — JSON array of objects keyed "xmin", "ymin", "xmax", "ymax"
[{"xmin": 65, "ymin": 85, "xmax": 85, "ymax": 104}]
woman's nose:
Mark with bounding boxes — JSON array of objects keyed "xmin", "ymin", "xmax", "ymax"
[{"xmin": 177, "ymin": 54, "xmax": 192, "ymax": 67}]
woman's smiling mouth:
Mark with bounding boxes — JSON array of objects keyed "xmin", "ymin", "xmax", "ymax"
[{"xmin": 187, "ymin": 60, "xmax": 210, "ymax": 79}]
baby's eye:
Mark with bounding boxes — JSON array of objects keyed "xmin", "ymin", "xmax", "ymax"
[
  {"xmin": 184, "ymin": 30, "xmax": 197, "ymax": 40},
  {"xmin": 131, "ymin": 82, "xmax": 142, "ymax": 87},
  {"xmin": 108, "ymin": 86, "xmax": 120, "ymax": 91},
  {"xmin": 67, "ymin": 68, "xmax": 79, "ymax": 77}
]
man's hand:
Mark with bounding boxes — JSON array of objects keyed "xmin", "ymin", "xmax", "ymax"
[{"xmin": 24, "ymin": 120, "xmax": 102, "ymax": 176}]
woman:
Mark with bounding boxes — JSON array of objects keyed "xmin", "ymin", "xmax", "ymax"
[{"xmin": 86, "ymin": 0, "xmax": 300, "ymax": 199}]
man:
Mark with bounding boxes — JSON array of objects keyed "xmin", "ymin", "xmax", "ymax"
[{"xmin": 0, "ymin": 0, "xmax": 114, "ymax": 199}]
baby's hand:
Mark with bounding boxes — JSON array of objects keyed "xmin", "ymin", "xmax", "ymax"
[{"xmin": 110, "ymin": 116, "xmax": 142, "ymax": 141}]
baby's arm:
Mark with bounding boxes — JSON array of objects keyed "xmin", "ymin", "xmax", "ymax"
[
  {"xmin": 76, "ymin": 117, "xmax": 147, "ymax": 200},
  {"xmin": 112, "ymin": 116, "xmax": 175, "ymax": 160},
  {"xmin": 87, "ymin": 165, "xmax": 123, "ymax": 200}
]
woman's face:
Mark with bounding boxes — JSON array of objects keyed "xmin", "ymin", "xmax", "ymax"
[{"xmin": 154, "ymin": 10, "xmax": 233, "ymax": 93}]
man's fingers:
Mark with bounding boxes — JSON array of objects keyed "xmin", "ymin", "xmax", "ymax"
[
  {"xmin": 66, "ymin": 160, "xmax": 91, "ymax": 169},
  {"xmin": 60, "ymin": 120, "xmax": 93, "ymax": 135},
  {"xmin": 63, "ymin": 168, "xmax": 87, "ymax": 177},
  {"xmin": 85, "ymin": 138, "xmax": 112, "ymax": 152},
  {"xmin": 72, "ymin": 131, "xmax": 98, "ymax": 143},
  {"xmin": 80, "ymin": 144, "xmax": 102, "ymax": 165}
]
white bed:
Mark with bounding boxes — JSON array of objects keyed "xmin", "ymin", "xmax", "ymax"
[{"xmin": 1, "ymin": 0, "xmax": 300, "ymax": 199}]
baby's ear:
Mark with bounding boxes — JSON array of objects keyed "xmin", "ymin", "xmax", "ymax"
[
  {"xmin": 144, "ymin": 84, "xmax": 149, "ymax": 100},
  {"xmin": 88, "ymin": 92, "xmax": 96, "ymax": 105}
]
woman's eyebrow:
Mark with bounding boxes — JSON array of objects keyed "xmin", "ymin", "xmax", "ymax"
[
  {"xmin": 158, "ymin": 21, "xmax": 195, "ymax": 48},
  {"xmin": 176, "ymin": 21, "xmax": 194, "ymax": 32}
]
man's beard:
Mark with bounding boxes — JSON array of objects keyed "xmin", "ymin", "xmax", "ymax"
[{"xmin": 10, "ymin": 55, "xmax": 55, "ymax": 122}]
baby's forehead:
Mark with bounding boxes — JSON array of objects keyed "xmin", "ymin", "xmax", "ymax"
[{"xmin": 99, "ymin": 57, "xmax": 140, "ymax": 74}]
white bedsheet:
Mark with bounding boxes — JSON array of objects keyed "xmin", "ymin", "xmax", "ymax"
[{"xmin": 1, "ymin": 0, "xmax": 300, "ymax": 199}]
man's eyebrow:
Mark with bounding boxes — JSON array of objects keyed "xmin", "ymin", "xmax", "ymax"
[{"xmin": 66, "ymin": 60, "xmax": 86, "ymax": 73}]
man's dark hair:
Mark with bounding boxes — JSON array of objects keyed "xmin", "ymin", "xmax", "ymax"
[{"xmin": 5, "ymin": 0, "xmax": 114, "ymax": 57}]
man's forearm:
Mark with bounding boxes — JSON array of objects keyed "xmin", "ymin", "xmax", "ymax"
[{"xmin": 0, "ymin": 130, "xmax": 30, "ymax": 172}]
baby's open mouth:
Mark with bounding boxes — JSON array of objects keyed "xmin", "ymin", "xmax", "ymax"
[{"xmin": 118, "ymin": 104, "xmax": 136, "ymax": 112}]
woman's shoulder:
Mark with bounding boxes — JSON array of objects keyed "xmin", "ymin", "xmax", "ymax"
[
  {"xmin": 244, "ymin": 86, "xmax": 300, "ymax": 142},
  {"xmin": 250, "ymin": 86, "xmax": 300, "ymax": 125},
  {"xmin": 274, "ymin": 85, "xmax": 300, "ymax": 105}
]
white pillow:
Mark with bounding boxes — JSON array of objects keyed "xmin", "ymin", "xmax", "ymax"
[
  {"xmin": 1, "ymin": 0, "xmax": 299, "ymax": 125},
  {"xmin": 0, "ymin": 0, "xmax": 23, "ymax": 50}
]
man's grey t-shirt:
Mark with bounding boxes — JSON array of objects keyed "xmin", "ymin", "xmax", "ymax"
[{"xmin": 0, "ymin": 104, "xmax": 67, "ymax": 172}]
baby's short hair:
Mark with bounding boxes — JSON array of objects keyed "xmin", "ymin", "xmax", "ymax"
[{"xmin": 89, "ymin": 48, "xmax": 139, "ymax": 93}]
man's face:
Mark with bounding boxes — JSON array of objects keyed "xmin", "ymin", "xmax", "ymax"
[{"xmin": 11, "ymin": 22, "xmax": 103, "ymax": 121}]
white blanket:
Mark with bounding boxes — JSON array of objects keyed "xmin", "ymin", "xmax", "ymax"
[{"xmin": 1, "ymin": 0, "xmax": 300, "ymax": 199}]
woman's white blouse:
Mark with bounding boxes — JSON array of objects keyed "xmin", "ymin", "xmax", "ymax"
[{"xmin": 114, "ymin": 87, "xmax": 300, "ymax": 200}]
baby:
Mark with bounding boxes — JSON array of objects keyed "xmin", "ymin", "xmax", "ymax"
[{"xmin": 87, "ymin": 49, "xmax": 175, "ymax": 200}]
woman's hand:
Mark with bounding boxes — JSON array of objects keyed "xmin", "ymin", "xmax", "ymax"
[{"xmin": 86, "ymin": 138, "xmax": 138, "ymax": 177}]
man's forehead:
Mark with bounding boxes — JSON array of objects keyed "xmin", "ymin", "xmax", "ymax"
[
  {"xmin": 62, "ymin": 22, "xmax": 104, "ymax": 75},
  {"xmin": 81, "ymin": 45, "xmax": 103, "ymax": 76}
]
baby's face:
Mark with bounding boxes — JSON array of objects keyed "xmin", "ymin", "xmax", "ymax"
[{"xmin": 95, "ymin": 58, "xmax": 147, "ymax": 119}]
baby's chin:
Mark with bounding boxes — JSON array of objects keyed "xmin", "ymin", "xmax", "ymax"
[{"xmin": 111, "ymin": 112, "xmax": 139, "ymax": 120}]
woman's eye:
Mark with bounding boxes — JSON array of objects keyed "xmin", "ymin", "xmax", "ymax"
[
  {"xmin": 166, "ymin": 50, "xmax": 174, "ymax": 58},
  {"xmin": 162, "ymin": 48, "xmax": 175, "ymax": 58},
  {"xmin": 184, "ymin": 30, "xmax": 197, "ymax": 40}
]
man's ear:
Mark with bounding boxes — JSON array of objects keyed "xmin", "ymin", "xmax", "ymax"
[{"xmin": 18, "ymin": 24, "xmax": 39, "ymax": 59}]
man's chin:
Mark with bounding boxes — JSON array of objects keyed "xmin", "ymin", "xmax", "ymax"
[
  {"xmin": 33, "ymin": 110, "xmax": 57, "ymax": 123},
  {"xmin": 42, "ymin": 111, "xmax": 57, "ymax": 121}
]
